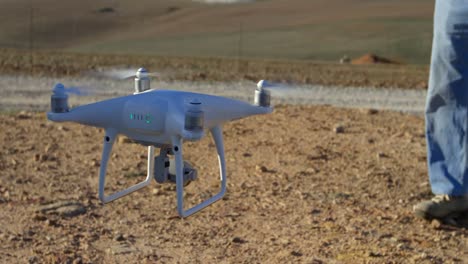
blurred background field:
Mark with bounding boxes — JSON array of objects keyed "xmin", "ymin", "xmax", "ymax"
[{"xmin": 0, "ymin": 0, "xmax": 433, "ymax": 64}]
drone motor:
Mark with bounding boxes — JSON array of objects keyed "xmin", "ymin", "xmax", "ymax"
[
  {"xmin": 134, "ymin": 68, "xmax": 151, "ymax": 93},
  {"xmin": 254, "ymin": 80, "xmax": 271, "ymax": 107},
  {"xmin": 183, "ymin": 98, "xmax": 205, "ymax": 141},
  {"xmin": 51, "ymin": 83, "xmax": 69, "ymax": 113}
]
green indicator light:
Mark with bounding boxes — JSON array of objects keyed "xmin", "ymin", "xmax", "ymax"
[
  {"xmin": 130, "ymin": 114, "xmax": 134, "ymax": 120},
  {"xmin": 145, "ymin": 114, "xmax": 151, "ymax": 124}
]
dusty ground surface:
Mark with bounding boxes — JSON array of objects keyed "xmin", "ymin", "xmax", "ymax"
[
  {"xmin": 1, "ymin": 106, "xmax": 467, "ymax": 263},
  {"xmin": 0, "ymin": 49, "xmax": 429, "ymax": 89}
]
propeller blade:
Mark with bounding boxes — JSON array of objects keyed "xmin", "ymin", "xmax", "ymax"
[
  {"xmin": 53, "ymin": 83, "xmax": 93, "ymax": 97},
  {"xmin": 88, "ymin": 68, "xmax": 160, "ymax": 80},
  {"xmin": 64, "ymin": 86, "xmax": 93, "ymax": 96},
  {"xmin": 257, "ymin": 80, "xmax": 298, "ymax": 96}
]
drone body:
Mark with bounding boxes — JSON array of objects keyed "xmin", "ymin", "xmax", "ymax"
[{"xmin": 47, "ymin": 69, "xmax": 273, "ymax": 217}]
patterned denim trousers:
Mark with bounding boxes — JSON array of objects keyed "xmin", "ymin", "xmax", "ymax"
[{"xmin": 426, "ymin": 0, "xmax": 468, "ymax": 195}]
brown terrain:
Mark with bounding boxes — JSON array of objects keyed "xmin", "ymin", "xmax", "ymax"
[
  {"xmin": 3, "ymin": 1, "xmax": 464, "ymax": 263},
  {"xmin": 0, "ymin": 49, "xmax": 430, "ymax": 89},
  {"xmin": 0, "ymin": 45, "xmax": 466, "ymax": 262},
  {"xmin": 1, "ymin": 104, "xmax": 468, "ymax": 263},
  {"xmin": 0, "ymin": 0, "xmax": 432, "ymax": 49},
  {"xmin": 351, "ymin": 54, "xmax": 401, "ymax": 65},
  {"xmin": 0, "ymin": 0, "xmax": 434, "ymax": 63}
]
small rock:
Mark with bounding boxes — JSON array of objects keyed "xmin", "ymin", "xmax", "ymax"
[
  {"xmin": 118, "ymin": 136, "xmax": 133, "ymax": 144},
  {"xmin": 72, "ymin": 257, "xmax": 83, "ymax": 264},
  {"xmin": 114, "ymin": 233, "xmax": 126, "ymax": 242},
  {"xmin": 377, "ymin": 152, "xmax": 388, "ymax": 159},
  {"xmin": 45, "ymin": 219, "xmax": 59, "ymax": 227},
  {"xmin": 36, "ymin": 154, "xmax": 51, "ymax": 162},
  {"xmin": 232, "ymin": 237, "xmax": 247, "ymax": 244},
  {"xmin": 291, "ymin": 251, "xmax": 303, "ymax": 257},
  {"xmin": 22, "ymin": 236, "xmax": 33, "ymax": 242},
  {"xmin": 339, "ymin": 55, "xmax": 350, "ymax": 64},
  {"xmin": 55, "ymin": 204, "xmax": 86, "ymax": 218},
  {"xmin": 310, "ymin": 259, "xmax": 325, "ymax": 264},
  {"xmin": 28, "ymin": 256, "xmax": 39, "ymax": 264},
  {"xmin": 430, "ymin": 219, "xmax": 442, "ymax": 229},
  {"xmin": 367, "ymin": 108, "xmax": 379, "ymax": 115},
  {"xmin": 37, "ymin": 200, "xmax": 86, "ymax": 218},
  {"xmin": 152, "ymin": 188, "xmax": 163, "ymax": 195},
  {"xmin": 368, "ymin": 251, "xmax": 382, "ymax": 257},
  {"xmin": 396, "ymin": 243, "xmax": 410, "ymax": 250},
  {"xmin": 17, "ymin": 111, "xmax": 32, "ymax": 119},
  {"xmin": 57, "ymin": 125, "xmax": 69, "ymax": 131},
  {"xmin": 98, "ymin": 7, "xmax": 115, "ymax": 13},
  {"xmin": 136, "ymin": 161, "xmax": 145, "ymax": 168},
  {"xmin": 311, "ymin": 209, "xmax": 322, "ymax": 215},
  {"xmin": 44, "ymin": 143, "xmax": 59, "ymax": 153},
  {"xmin": 32, "ymin": 214, "xmax": 47, "ymax": 222},
  {"xmin": 333, "ymin": 124, "xmax": 345, "ymax": 134},
  {"xmin": 90, "ymin": 160, "xmax": 100, "ymax": 167},
  {"xmin": 108, "ymin": 244, "xmax": 136, "ymax": 255},
  {"xmin": 37, "ymin": 200, "xmax": 77, "ymax": 213},
  {"xmin": 196, "ymin": 72, "xmax": 207, "ymax": 79},
  {"xmin": 8, "ymin": 234, "xmax": 19, "ymax": 241},
  {"xmin": 255, "ymin": 165, "xmax": 276, "ymax": 173},
  {"xmin": 100, "ymin": 228, "xmax": 112, "ymax": 236}
]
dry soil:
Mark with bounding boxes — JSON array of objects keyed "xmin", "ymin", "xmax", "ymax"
[{"xmin": 1, "ymin": 106, "xmax": 467, "ymax": 263}]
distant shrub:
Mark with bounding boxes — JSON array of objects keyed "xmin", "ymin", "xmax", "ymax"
[
  {"xmin": 97, "ymin": 7, "xmax": 115, "ymax": 13},
  {"xmin": 167, "ymin": 6, "xmax": 181, "ymax": 13}
]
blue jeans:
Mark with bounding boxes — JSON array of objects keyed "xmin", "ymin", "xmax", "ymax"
[{"xmin": 426, "ymin": 0, "xmax": 468, "ymax": 195}]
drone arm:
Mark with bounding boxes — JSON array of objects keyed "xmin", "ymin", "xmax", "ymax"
[
  {"xmin": 98, "ymin": 129, "xmax": 154, "ymax": 203},
  {"xmin": 172, "ymin": 125, "xmax": 227, "ymax": 218}
]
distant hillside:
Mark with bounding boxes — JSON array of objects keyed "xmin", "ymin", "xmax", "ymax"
[
  {"xmin": 194, "ymin": 0, "xmax": 255, "ymax": 3},
  {"xmin": 0, "ymin": 0, "xmax": 434, "ymax": 64}
]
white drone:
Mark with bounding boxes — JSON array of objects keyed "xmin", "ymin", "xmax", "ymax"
[{"xmin": 47, "ymin": 68, "xmax": 275, "ymax": 217}]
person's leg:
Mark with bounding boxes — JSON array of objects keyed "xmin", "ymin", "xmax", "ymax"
[{"xmin": 414, "ymin": 0, "xmax": 468, "ymax": 220}]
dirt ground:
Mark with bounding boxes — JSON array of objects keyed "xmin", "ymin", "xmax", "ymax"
[
  {"xmin": 0, "ymin": 49, "xmax": 430, "ymax": 89},
  {"xmin": 1, "ymin": 105, "xmax": 467, "ymax": 263}
]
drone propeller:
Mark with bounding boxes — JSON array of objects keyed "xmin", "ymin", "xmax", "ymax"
[
  {"xmin": 50, "ymin": 83, "xmax": 93, "ymax": 113},
  {"xmin": 256, "ymin": 79, "xmax": 298, "ymax": 96},
  {"xmin": 254, "ymin": 79, "xmax": 309, "ymax": 107},
  {"xmin": 53, "ymin": 83, "xmax": 92, "ymax": 96},
  {"xmin": 88, "ymin": 68, "xmax": 160, "ymax": 80}
]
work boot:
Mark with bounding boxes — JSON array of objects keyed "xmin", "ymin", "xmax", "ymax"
[{"xmin": 413, "ymin": 194, "xmax": 468, "ymax": 220}]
